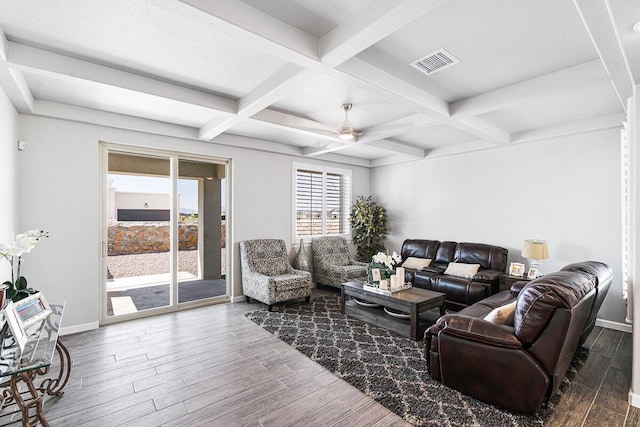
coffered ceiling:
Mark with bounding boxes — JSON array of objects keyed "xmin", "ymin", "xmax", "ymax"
[{"xmin": 0, "ymin": 0, "xmax": 637, "ymax": 167}]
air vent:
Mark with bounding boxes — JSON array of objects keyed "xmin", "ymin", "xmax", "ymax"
[{"xmin": 410, "ymin": 49, "xmax": 460, "ymax": 76}]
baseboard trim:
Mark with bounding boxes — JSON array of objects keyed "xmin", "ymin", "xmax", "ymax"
[
  {"xmin": 630, "ymin": 390, "xmax": 640, "ymax": 408},
  {"xmin": 60, "ymin": 321, "xmax": 99, "ymax": 336},
  {"xmin": 231, "ymin": 295, "xmax": 246, "ymax": 303},
  {"xmin": 595, "ymin": 318, "xmax": 632, "ymax": 333}
]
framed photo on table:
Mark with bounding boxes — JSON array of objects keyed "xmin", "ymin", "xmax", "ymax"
[
  {"xmin": 509, "ymin": 262, "xmax": 525, "ymax": 277},
  {"xmin": 527, "ymin": 268, "xmax": 539, "ymax": 279},
  {"xmin": 4, "ymin": 301, "xmax": 27, "ymax": 352},
  {"xmin": 13, "ymin": 292, "xmax": 52, "ymax": 329}
]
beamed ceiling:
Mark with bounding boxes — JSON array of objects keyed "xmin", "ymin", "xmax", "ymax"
[{"xmin": 0, "ymin": 0, "xmax": 638, "ymax": 167}]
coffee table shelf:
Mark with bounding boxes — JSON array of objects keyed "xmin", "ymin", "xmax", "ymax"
[{"xmin": 341, "ymin": 281, "xmax": 445, "ymax": 340}]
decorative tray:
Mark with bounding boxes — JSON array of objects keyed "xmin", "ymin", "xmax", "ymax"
[{"xmin": 362, "ymin": 283, "xmax": 412, "ymax": 296}]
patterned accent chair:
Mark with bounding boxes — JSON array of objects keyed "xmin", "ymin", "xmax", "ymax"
[
  {"xmin": 240, "ymin": 239, "xmax": 312, "ymax": 311},
  {"xmin": 311, "ymin": 236, "xmax": 368, "ymax": 288}
]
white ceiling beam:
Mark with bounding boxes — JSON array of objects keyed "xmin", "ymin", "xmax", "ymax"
[
  {"xmin": 451, "ymin": 60, "xmax": 609, "ymax": 116},
  {"xmin": 0, "ymin": 26, "xmax": 34, "ymax": 113},
  {"xmin": 302, "ymin": 143, "xmax": 351, "ymax": 157},
  {"xmin": 370, "ymin": 153, "xmax": 424, "ymax": 168},
  {"xmin": 199, "ymin": 116, "xmax": 239, "ymax": 140},
  {"xmin": 238, "ymin": 65, "xmax": 314, "ymax": 116},
  {"xmin": 511, "ymin": 112, "xmax": 624, "ymax": 144},
  {"xmin": 33, "ymin": 100, "xmax": 199, "ymax": 140},
  {"xmin": 250, "ymin": 109, "xmax": 338, "ymax": 141},
  {"xmin": 367, "ymin": 139, "xmax": 425, "ymax": 158},
  {"xmin": 448, "ymin": 117, "xmax": 511, "ymax": 145},
  {"xmin": 200, "ymin": 66, "xmax": 316, "ymax": 140},
  {"xmin": 178, "ymin": 0, "xmax": 320, "ymax": 69},
  {"xmin": 424, "ymin": 140, "xmax": 498, "ymax": 159},
  {"xmin": 320, "ymin": 0, "xmax": 447, "ymax": 67},
  {"xmin": 573, "ymin": 0, "xmax": 633, "ymax": 109},
  {"xmin": 7, "ymin": 42, "xmax": 237, "ymax": 114}
]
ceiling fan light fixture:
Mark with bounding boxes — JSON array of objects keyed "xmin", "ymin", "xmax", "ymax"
[{"xmin": 339, "ymin": 131, "xmax": 355, "ymax": 141}]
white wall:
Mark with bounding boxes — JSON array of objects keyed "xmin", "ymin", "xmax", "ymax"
[
  {"xmin": 371, "ymin": 129, "xmax": 625, "ymax": 324},
  {"xmin": 0, "ymin": 87, "xmax": 18, "ymax": 280},
  {"xmin": 16, "ymin": 115, "xmax": 369, "ymax": 329}
]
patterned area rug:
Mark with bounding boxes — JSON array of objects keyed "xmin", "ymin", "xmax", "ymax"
[{"xmin": 245, "ymin": 295, "xmax": 588, "ymax": 427}]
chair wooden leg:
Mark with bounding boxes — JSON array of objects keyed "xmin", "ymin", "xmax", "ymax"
[
  {"xmin": 267, "ymin": 304, "xmax": 273, "ymax": 312},
  {"xmin": 305, "ymin": 296, "xmax": 310, "ymax": 303},
  {"xmin": 245, "ymin": 296, "xmax": 251, "ymax": 304}
]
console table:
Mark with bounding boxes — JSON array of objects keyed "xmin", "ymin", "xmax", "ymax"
[{"xmin": 0, "ymin": 303, "xmax": 70, "ymax": 427}]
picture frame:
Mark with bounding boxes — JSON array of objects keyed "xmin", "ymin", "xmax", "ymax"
[
  {"xmin": 4, "ymin": 301, "xmax": 27, "ymax": 352},
  {"xmin": 13, "ymin": 292, "xmax": 52, "ymax": 329},
  {"xmin": 527, "ymin": 268, "xmax": 539, "ymax": 279},
  {"xmin": 509, "ymin": 262, "xmax": 525, "ymax": 277},
  {"xmin": 367, "ymin": 266, "xmax": 382, "ymax": 284}
]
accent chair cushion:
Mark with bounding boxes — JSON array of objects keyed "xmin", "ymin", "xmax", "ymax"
[
  {"xmin": 252, "ymin": 258, "xmax": 291, "ymax": 276},
  {"xmin": 444, "ymin": 262, "xmax": 481, "ymax": 279}
]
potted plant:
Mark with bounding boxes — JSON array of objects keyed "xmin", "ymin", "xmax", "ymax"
[
  {"xmin": 0, "ymin": 229, "xmax": 49, "ymax": 302},
  {"xmin": 349, "ymin": 195, "xmax": 388, "ymax": 262}
]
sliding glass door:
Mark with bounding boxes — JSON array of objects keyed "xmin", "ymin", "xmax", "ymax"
[{"xmin": 102, "ymin": 146, "xmax": 228, "ymax": 323}]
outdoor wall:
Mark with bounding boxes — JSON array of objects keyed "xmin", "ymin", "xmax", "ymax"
[
  {"xmin": 371, "ymin": 128, "xmax": 626, "ymax": 325},
  {"xmin": 16, "ymin": 115, "xmax": 370, "ymax": 330},
  {"xmin": 108, "ymin": 223, "xmax": 198, "ymax": 255},
  {"xmin": 0, "ymin": 87, "xmax": 18, "ymax": 280}
]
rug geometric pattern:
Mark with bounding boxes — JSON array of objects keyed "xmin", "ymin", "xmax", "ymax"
[{"xmin": 246, "ymin": 295, "xmax": 587, "ymax": 427}]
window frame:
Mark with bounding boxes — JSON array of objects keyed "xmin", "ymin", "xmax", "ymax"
[{"xmin": 292, "ymin": 162, "xmax": 352, "ymax": 245}]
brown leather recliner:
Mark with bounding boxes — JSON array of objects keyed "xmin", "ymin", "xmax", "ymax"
[{"xmin": 424, "ymin": 261, "xmax": 612, "ymax": 414}]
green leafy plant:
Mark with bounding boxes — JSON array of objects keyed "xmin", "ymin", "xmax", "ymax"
[{"xmin": 349, "ymin": 195, "xmax": 388, "ymax": 262}]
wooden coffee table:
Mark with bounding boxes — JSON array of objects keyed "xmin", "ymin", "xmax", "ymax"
[{"xmin": 340, "ymin": 281, "xmax": 446, "ymax": 340}]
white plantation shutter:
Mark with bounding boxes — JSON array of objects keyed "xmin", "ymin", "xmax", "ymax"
[{"xmin": 294, "ymin": 164, "xmax": 351, "ymax": 240}]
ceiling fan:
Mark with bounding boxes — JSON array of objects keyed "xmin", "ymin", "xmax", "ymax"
[{"xmin": 335, "ymin": 103, "xmax": 363, "ymax": 141}]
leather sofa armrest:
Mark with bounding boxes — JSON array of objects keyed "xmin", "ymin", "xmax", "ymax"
[
  {"xmin": 472, "ymin": 269, "xmax": 502, "ymax": 282},
  {"xmin": 436, "ymin": 314, "xmax": 523, "ymax": 349},
  {"xmin": 510, "ymin": 280, "xmax": 530, "ymax": 293}
]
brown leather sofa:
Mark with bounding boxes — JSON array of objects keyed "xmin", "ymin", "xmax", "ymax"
[
  {"xmin": 424, "ymin": 261, "xmax": 612, "ymax": 414},
  {"xmin": 399, "ymin": 239, "xmax": 508, "ymax": 311}
]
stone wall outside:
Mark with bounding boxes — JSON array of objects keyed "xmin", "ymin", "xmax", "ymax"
[{"xmin": 108, "ymin": 222, "xmax": 226, "ymax": 255}]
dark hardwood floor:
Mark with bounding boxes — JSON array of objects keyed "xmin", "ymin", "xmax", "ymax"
[{"xmin": 43, "ymin": 288, "xmax": 638, "ymax": 426}]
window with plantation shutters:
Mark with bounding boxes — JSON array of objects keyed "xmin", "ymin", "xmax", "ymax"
[{"xmin": 293, "ymin": 163, "xmax": 351, "ymax": 241}]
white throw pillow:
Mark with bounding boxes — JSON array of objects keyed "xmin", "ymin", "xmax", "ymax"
[
  {"xmin": 484, "ymin": 301, "xmax": 517, "ymax": 325},
  {"xmin": 402, "ymin": 257, "xmax": 432, "ymax": 270},
  {"xmin": 443, "ymin": 262, "xmax": 480, "ymax": 278}
]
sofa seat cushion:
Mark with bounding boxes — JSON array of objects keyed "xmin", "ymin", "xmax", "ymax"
[{"xmin": 430, "ymin": 276, "xmax": 490, "ymax": 307}]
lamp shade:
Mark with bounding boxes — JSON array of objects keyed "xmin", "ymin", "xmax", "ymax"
[{"xmin": 522, "ymin": 239, "xmax": 549, "ymax": 260}]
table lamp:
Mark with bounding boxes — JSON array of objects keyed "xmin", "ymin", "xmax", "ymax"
[{"xmin": 521, "ymin": 239, "xmax": 549, "ymax": 273}]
